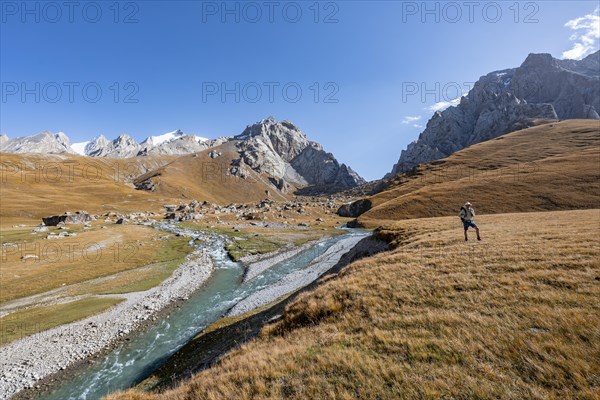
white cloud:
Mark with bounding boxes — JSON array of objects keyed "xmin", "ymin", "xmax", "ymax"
[
  {"xmin": 402, "ymin": 115, "xmax": 422, "ymax": 124},
  {"xmin": 413, "ymin": 124, "xmax": 423, "ymax": 129},
  {"xmin": 427, "ymin": 96, "xmax": 463, "ymax": 112},
  {"xmin": 562, "ymin": 7, "xmax": 600, "ymax": 60}
]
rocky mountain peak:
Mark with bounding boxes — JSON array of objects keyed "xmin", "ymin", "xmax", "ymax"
[
  {"xmin": 91, "ymin": 134, "xmax": 109, "ymax": 145},
  {"xmin": 387, "ymin": 52, "xmax": 599, "ymax": 177},
  {"xmin": 54, "ymin": 132, "xmax": 71, "ymax": 147},
  {"xmin": 0, "ymin": 131, "xmax": 74, "ymax": 154},
  {"xmin": 558, "ymin": 50, "xmax": 600, "ymax": 78},
  {"xmin": 84, "ymin": 135, "xmax": 109, "ymax": 156},
  {"xmin": 0, "ymin": 118, "xmax": 364, "ymax": 193},
  {"xmin": 236, "ymin": 117, "xmax": 310, "ymax": 162},
  {"xmin": 234, "ymin": 117, "xmax": 364, "ymax": 192},
  {"xmin": 84, "ymin": 134, "xmax": 140, "ymax": 158},
  {"xmin": 237, "ymin": 116, "xmax": 307, "ymax": 141},
  {"xmin": 520, "ymin": 53, "xmax": 560, "ymax": 70},
  {"xmin": 114, "ymin": 134, "xmax": 137, "ymax": 145}
]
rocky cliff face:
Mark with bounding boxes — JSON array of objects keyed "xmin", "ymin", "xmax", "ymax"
[
  {"xmin": 83, "ymin": 135, "xmax": 110, "ymax": 156},
  {"xmin": 234, "ymin": 117, "xmax": 365, "ymax": 191},
  {"xmin": 388, "ymin": 51, "xmax": 600, "ymax": 176}
]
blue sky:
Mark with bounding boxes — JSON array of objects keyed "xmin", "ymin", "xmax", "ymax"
[{"xmin": 1, "ymin": 1, "xmax": 598, "ymax": 180}]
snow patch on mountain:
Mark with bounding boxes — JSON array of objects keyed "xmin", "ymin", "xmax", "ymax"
[{"xmin": 71, "ymin": 141, "xmax": 90, "ymax": 155}]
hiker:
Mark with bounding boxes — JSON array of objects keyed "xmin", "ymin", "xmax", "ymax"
[{"xmin": 459, "ymin": 202, "xmax": 481, "ymax": 241}]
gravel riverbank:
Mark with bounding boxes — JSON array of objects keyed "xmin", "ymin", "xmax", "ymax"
[
  {"xmin": 240, "ymin": 238, "xmax": 330, "ymax": 283},
  {"xmin": 227, "ymin": 235, "xmax": 365, "ymax": 317},
  {"xmin": 0, "ymin": 248, "xmax": 214, "ymax": 399},
  {"xmin": 2, "ymin": 224, "xmax": 368, "ymax": 399}
]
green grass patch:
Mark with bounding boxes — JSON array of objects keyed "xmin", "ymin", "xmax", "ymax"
[
  {"xmin": 95, "ymin": 259, "xmax": 182, "ymax": 294},
  {"xmin": 177, "ymin": 222, "xmax": 347, "ymax": 262},
  {"xmin": 177, "ymin": 223, "xmax": 283, "ymax": 261},
  {"xmin": 150, "ymin": 234, "xmax": 193, "ymax": 264},
  {"xmin": 0, "ymin": 228, "xmax": 37, "ymax": 244},
  {"xmin": 0, "ymin": 224, "xmax": 92, "ymax": 244},
  {"xmin": 67, "ymin": 235, "xmax": 193, "ymax": 296},
  {"xmin": 0, "ymin": 297, "xmax": 124, "ymax": 345},
  {"xmin": 225, "ymin": 236, "xmax": 282, "ymax": 261}
]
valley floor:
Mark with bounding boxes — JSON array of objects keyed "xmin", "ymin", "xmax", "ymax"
[
  {"xmin": 0, "ymin": 205, "xmax": 353, "ymax": 399},
  {"xmin": 109, "ymin": 209, "xmax": 599, "ymax": 400},
  {"xmin": 0, "ymin": 244, "xmax": 214, "ymax": 398}
]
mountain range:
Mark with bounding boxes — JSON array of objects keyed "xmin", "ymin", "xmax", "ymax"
[
  {"xmin": 387, "ymin": 51, "xmax": 600, "ymax": 176},
  {"xmin": 0, "ymin": 118, "xmax": 365, "ymax": 193},
  {"xmin": 2, "ymin": 52, "xmax": 598, "ymax": 188},
  {"xmin": 0, "ymin": 129, "xmax": 214, "ymax": 158}
]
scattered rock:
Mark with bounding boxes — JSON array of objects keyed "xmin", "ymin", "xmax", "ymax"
[
  {"xmin": 208, "ymin": 150, "xmax": 222, "ymax": 158},
  {"xmin": 42, "ymin": 211, "xmax": 92, "ymax": 226},
  {"xmin": 31, "ymin": 225, "xmax": 48, "ymax": 233}
]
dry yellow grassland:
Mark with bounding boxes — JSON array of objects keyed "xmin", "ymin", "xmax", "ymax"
[{"xmin": 108, "ymin": 209, "xmax": 600, "ymax": 400}]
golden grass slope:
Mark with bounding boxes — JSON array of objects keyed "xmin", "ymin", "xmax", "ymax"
[
  {"xmin": 0, "ymin": 142, "xmax": 291, "ymax": 227},
  {"xmin": 108, "ymin": 209, "xmax": 600, "ymax": 400},
  {"xmin": 358, "ymin": 120, "xmax": 600, "ymax": 228},
  {"xmin": 0, "ymin": 224, "xmax": 190, "ymax": 303},
  {"xmin": 133, "ymin": 141, "xmax": 291, "ymax": 204},
  {"xmin": 0, "ymin": 153, "xmax": 177, "ymax": 226}
]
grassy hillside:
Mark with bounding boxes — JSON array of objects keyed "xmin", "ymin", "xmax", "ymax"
[
  {"xmin": 0, "ymin": 153, "xmax": 177, "ymax": 226},
  {"xmin": 108, "ymin": 209, "xmax": 600, "ymax": 400},
  {"xmin": 358, "ymin": 120, "xmax": 599, "ymax": 227},
  {"xmin": 133, "ymin": 141, "xmax": 291, "ymax": 203},
  {"xmin": 106, "ymin": 119, "xmax": 599, "ymax": 400},
  {"xmin": 0, "ymin": 143, "xmax": 292, "ymax": 227}
]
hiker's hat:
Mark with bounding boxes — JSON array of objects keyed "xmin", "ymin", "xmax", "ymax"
[{"xmin": 465, "ymin": 201, "xmax": 472, "ymax": 206}]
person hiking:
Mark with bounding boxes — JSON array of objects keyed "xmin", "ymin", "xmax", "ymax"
[{"xmin": 459, "ymin": 202, "xmax": 481, "ymax": 241}]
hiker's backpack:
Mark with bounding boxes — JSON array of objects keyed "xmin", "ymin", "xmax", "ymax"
[{"xmin": 459, "ymin": 206, "xmax": 467, "ymax": 222}]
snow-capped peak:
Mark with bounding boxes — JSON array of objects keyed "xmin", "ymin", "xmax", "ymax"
[
  {"xmin": 142, "ymin": 130, "xmax": 208, "ymax": 146},
  {"xmin": 143, "ymin": 130, "xmax": 184, "ymax": 146},
  {"xmin": 71, "ymin": 141, "xmax": 90, "ymax": 155}
]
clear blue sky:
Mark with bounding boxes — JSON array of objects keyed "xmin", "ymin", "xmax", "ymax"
[{"xmin": 1, "ymin": 1, "xmax": 598, "ymax": 180}]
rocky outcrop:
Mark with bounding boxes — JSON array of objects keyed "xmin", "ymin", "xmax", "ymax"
[
  {"xmin": 235, "ymin": 117, "xmax": 365, "ymax": 191},
  {"xmin": 388, "ymin": 51, "xmax": 600, "ymax": 176},
  {"xmin": 42, "ymin": 211, "xmax": 93, "ymax": 226},
  {"xmin": 337, "ymin": 199, "xmax": 372, "ymax": 218}
]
